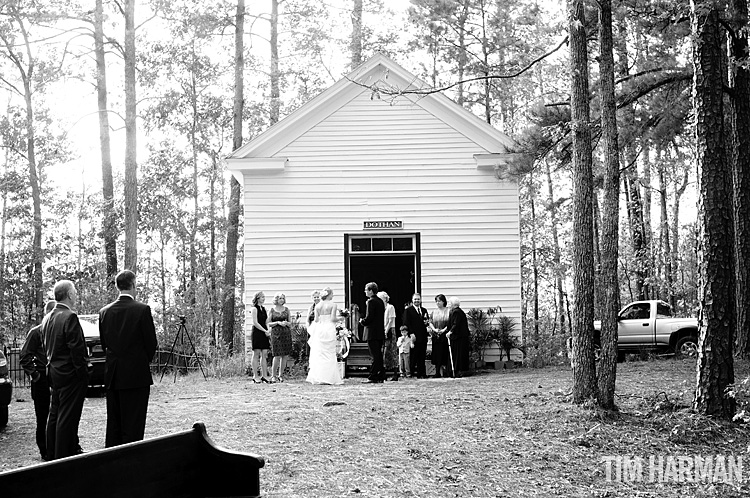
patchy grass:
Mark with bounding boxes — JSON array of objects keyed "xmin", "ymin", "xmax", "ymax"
[{"xmin": 2, "ymin": 360, "xmax": 750, "ymax": 497}]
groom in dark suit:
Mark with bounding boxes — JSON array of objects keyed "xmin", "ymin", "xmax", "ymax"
[
  {"xmin": 403, "ymin": 293, "xmax": 430, "ymax": 378},
  {"xmin": 359, "ymin": 281, "xmax": 385, "ymax": 383},
  {"xmin": 99, "ymin": 270, "xmax": 158, "ymax": 447}
]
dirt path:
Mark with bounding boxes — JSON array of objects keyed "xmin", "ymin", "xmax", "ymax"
[{"xmin": 2, "ymin": 361, "xmax": 749, "ymax": 497}]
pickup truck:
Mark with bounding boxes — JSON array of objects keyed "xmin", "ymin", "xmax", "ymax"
[{"xmin": 593, "ymin": 300, "xmax": 698, "ymax": 360}]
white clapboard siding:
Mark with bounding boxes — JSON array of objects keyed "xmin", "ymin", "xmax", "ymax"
[{"xmin": 231, "ymin": 55, "xmax": 522, "ymax": 341}]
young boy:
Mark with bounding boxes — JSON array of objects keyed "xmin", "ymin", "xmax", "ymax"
[{"xmin": 396, "ymin": 325, "xmax": 415, "ymax": 378}]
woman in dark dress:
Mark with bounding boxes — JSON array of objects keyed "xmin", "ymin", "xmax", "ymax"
[
  {"xmin": 250, "ymin": 291, "xmax": 271, "ymax": 383},
  {"xmin": 428, "ymin": 294, "xmax": 451, "ymax": 377},
  {"xmin": 269, "ymin": 292, "xmax": 293, "ymax": 382}
]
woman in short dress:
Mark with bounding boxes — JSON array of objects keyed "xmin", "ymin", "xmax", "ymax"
[
  {"xmin": 428, "ymin": 294, "xmax": 451, "ymax": 377},
  {"xmin": 250, "ymin": 291, "xmax": 271, "ymax": 383},
  {"xmin": 268, "ymin": 292, "xmax": 293, "ymax": 382}
]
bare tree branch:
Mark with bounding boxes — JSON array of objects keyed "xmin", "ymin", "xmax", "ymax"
[{"xmin": 349, "ymin": 35, "xmax": 570, "ymax": 97}]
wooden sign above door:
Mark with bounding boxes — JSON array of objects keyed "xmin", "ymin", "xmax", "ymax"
[{"xmin": 363, "ymin": 221, "xmax": 403, "ymax": 230}]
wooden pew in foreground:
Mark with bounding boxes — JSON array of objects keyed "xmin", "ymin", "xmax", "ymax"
[{"xmin": 0, "ymin": 422, "xmax": 265, "ymax": 498}]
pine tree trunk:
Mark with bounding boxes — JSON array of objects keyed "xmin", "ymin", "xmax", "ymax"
[
  {"xmin": 160, "ymin": 229, "xmax": 167, "ymax": 327},
  {"xmin": 479, "ymin": 6, "xmax": 491, "ymax": 125},
  {"xmin": 529, "ymin": 180, "xmax": 539, "ymax": 343},
  {"xmin": 189, "ymin": 63, "xmax": 198, "ymax": 308},
  {"xmin": 270, "ymin": 0, "xmax": 280, "ymax": 126},
  {"xmin": 592, "ymin": 193, "xmax": 602, "ymax": 318},
  {"xmin": 210, "ymin": 153, "xmax": 218, "ymax": 346},
  {"xmin": 350, "ymin": 0, "xmax": 363, "ymax": 69},
  {"xmin": 3, "ymin": 14, "xmax": 45, "ymax": 322},
  {"xmin": 671, "ymin": 163, "xmax": 688, "ymax": 313},
  {"xmin": 597, "ymin": 0, "xmax": 620, "ymax": 410},
  {"xmin": 615, "ymin": 15, "xmax": 648, "ymax": 300},
  {"xmin": 25, "ymin": 86, "xmax": 44, "ymax": 322},
  {"xmin": 0, "ymin": 175, "xmax": 7, "ymax": 321},
  {"xmin": 568, "ymin": 0, "xmax": 597, "ymax": 404},
  {"xmin": 222, "ymin": 0, "xmax": 246, "ymax": 354},
  {"xmin": 692, "ymin": 0, "xmax": 735, "ymax": 419},
  {"xmin": 94, "ymin": 0, "xmax": 117, "ymax": 287},
  {"xmin": 544, "ymin": 160, "xmax": 567, "ymax": 338},
  {"xmin": 1, "ymin": 12, "xmax": 44, "ymax": 322},
  {"xmin": 456, "ymin": 2, "xmax": 469, "ymax": 106},
  {"xmin": 123, "ymin": 0, "xmax": 138, "ymax": 272},
  {"xmin": 642, "ymin": 141, "xmax": 653, "ymax": 283},
  {"xmin": 658, "ymin": 166, "xmax": 675, "ymax": 309},
  {"xmin": 729, "ymin": 0, "xmax": 750, "ymax": 358}
]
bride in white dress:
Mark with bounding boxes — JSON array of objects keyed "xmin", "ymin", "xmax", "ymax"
[{"xmin": 306, "ymin": 287, "xmax": 344, "ymax": 385}]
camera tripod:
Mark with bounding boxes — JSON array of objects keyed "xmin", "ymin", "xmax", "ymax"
[{"xmin": 160, "ymin": 315, "xmax": 207, "ymax": 382}]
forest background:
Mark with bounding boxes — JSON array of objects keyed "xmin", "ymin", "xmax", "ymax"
[{"xmin": 0, "ymin": 0, "xmax": 704, "ymax": 373}]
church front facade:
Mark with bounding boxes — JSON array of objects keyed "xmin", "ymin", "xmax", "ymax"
[{"xmin": 227, "ymin": 54, "xmax": 523, "ymax": 341}]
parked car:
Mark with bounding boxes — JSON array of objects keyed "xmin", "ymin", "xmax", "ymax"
[
  {"xmin": 0, "ymin": 348, "xmax": 11, "ymax": 428},
  {"xmin": 593, "ymin": 300, "xmax": 698, "ymax": 361},
  {"xmin": 79, "ymin": 314, "xmax": 105, "ymax": 388}
]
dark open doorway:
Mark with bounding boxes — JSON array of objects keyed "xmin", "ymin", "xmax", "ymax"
[{"xmin": 348, "ymin": 254, "xmax": 416, "ymax": 339}]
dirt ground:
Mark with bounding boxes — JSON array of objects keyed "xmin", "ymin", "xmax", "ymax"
[{"xmin": 2, "ymin": 360, "xmax": 750, "ymax": 497}]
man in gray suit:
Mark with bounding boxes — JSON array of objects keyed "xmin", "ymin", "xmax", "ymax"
[
  {"xmin": 42, "ymin": 280, "xmax": 89, "ymax": 460},
  {"xmin": 359, "ymin": 282, "xmax": 385, "ymax": 383}
]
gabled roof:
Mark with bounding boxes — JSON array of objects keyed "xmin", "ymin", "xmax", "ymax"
[{"xmin": 227, "ymin": 53, "xmax": 517, "ymax": 161}]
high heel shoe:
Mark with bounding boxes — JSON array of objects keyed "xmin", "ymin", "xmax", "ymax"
[
  {"xmin": 251, "ymin": 378, "xmax": 261, "ymax": 384},
  {"xmin": 260, "ymin": 377, "xmax": 270, "ymax": 383}
]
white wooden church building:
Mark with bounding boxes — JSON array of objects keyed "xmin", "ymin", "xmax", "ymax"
[{"xmin": 227, "ymin": 54, "xmax": 522, "ymax": 337}]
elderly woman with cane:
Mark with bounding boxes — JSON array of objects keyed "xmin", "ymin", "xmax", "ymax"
[{"xmin": 446, "ymin": 296, "xmax": 470, "ymax": 377}]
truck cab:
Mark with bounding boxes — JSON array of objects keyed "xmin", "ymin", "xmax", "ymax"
[{"xmin": 594, "ymin": 300, "xmax": 698, "ymax": 359}]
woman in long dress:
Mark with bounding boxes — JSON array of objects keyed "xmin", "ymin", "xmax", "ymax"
[
  {"xmin": 306, "ymin": 287, "xmax": 344, "ymax": 385},
  {"xmin": 428, "ymin": 294, "xmax": 451, "ymax": 377},
  {"xmin": 447, "ymin": 296, "xmax": 470, "ymax": 377}
]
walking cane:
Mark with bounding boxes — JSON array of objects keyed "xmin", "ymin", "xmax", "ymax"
[
  {"xmin": 382, "ymin": 339, "xmax": 388, "ymax": 380},
  {"xmin": 447, "ymin": 334, "xmax": 456, "ymax": 378}
]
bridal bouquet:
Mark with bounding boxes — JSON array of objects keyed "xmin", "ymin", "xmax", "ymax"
[{"xmin": 336, "ymin": 324, "xmax": 352, "ymax": 339}]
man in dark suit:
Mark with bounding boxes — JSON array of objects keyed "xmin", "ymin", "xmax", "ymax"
[
  {"xmin": 403, "ymin": 293, "xmax": 429, "ymax": 378},
  {"xmin": 42, "ymin": 280, "xmax": 89, "ymax": 460},
  {"xmin": 359, "ymin": 281, "xmax": 385, "ymax": 383},
  {"xmin": 99, "ymin": 269, "xmax": 158, "ymax": 447},
  {"xmin": 20, "ymin": 300, "xmax": 56, "ymax": 460}
]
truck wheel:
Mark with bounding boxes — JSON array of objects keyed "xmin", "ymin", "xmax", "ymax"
[{"xmin": 674, "ymin": 336, "xmax": 698, "ymax": 359}]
